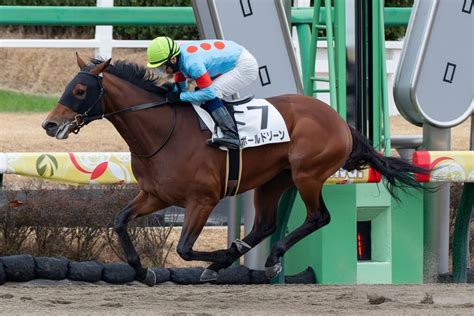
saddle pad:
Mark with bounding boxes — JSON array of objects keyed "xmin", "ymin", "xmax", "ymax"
[{"xmin": 192, "ymin": 98, "xmax": 290, "ymax": 150}]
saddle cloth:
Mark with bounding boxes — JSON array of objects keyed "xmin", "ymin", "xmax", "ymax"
[{"xmin": 192, "ymin": 98, "xmax": 290, "ymax": 150}]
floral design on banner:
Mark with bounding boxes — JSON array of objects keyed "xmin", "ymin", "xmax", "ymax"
[{"xmin": 431, "ymin": 157, "xmax": 465, "ymax": 182}]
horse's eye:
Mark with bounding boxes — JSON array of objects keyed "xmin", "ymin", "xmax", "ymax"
[{"xmin": 73, "ymin": 84, "xmax": 87, "ymax": 100}]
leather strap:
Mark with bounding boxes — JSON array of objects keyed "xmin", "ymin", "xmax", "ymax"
[{"xmin": 225, "ymin": 148, "xmax": 243, "ymax": 197}]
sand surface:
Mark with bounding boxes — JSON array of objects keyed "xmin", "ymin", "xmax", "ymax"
[{"xmin": 1, "ymin": 281, "xmax": 474, "ymax": 315}]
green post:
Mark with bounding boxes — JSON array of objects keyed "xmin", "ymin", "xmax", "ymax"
[
  {"xmin": 284, "ymin": 185, "xmax": 358, "ymax": 284},
  {"xmin": 333, "ymin": 1, "xmax": 346, "ymax": 119},
  {"xmin": 378, "ymin": 1, "xmax": 391, "ymax": 155},
  {"xmin": 325, "ymin": 0, "xmax": 338, "ymax": 111},
  {"xmin": 304, "ymin": 0, "xmax": 322, "ymax": 97},
  {"xmin": 452, "ymin": 116, "xmax": 474, "ymax": 282},
  {"xmin": 391, "ymin": 188, "xmax": 424, "ymax": 284},
  {"xmin": 371, "ymin": 0, "xmax": 382, "ymax": 151},
  {"xmin": 270, "ymin": 187, "xmax": 298, "ymax": 284},
  {"xmin": 296, "ymin": 24, "xmax": 312, "ymax": 91},
  {"xmin": 452, "ymin": 184, "xmax": 474, "ymax": 282}
]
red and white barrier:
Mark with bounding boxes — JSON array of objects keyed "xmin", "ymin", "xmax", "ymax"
[{"xmin": 413, "ymin": 151, "xmax": 474, "ymax": 183}]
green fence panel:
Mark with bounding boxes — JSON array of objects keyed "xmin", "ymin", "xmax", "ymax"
[{"xmin": 0, "ymin": 6, "xmax": 411, "ymax": 26}]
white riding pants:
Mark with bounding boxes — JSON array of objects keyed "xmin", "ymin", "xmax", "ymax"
[{"xmin": 212, "ymin": 49, "xmax": 259, "ymax": 98}]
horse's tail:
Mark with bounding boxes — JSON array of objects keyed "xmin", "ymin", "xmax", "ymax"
[{"xmin": 343, "ymin": 126, "xmax": 430, "ymax": 200}]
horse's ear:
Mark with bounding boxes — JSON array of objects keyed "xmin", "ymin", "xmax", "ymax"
[
  {"xmin": 76, "ymin": 52, "xmax": 87, "ymax": 70},
  {"xmin": 103, "ymin": 58, "xmax": 112, "ymax": 69},
  {"xmin": 91, "ymin": 58, "xmax": 112, "ymax": 75}
]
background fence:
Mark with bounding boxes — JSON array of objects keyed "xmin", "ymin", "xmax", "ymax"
[{"xmin": 0, "ymin": 0, "xmax": 409, "ymax": 115}]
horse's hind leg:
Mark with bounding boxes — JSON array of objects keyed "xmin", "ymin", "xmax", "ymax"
[
  {"xmin": 265, "ymin": 178, "xmax": 330, "ymax": 279},
  {"xmin": 114, "ymin": 190, "xmax": 168, "ymax": 286},
  {"xmin": 203, "ymin": 171, "xmax": 294, "ymax": 280}
]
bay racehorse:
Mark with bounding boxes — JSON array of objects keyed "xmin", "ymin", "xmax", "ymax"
[{"xmin": 42, "ymin": 55, "xmax": 428, "ymax": 286}]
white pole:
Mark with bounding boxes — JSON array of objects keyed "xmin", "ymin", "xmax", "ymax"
[{"xmin": 95, "ymin": 0, "xmax": 114, "ymax": 58}]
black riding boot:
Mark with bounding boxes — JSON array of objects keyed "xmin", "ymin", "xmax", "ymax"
[{"xmin": 208, "ymin": 106, "xmax": 241, "ymax": 150}]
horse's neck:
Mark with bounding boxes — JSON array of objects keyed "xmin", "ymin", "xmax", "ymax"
[{"xmin": 102, "ymin": 75, "xmax": 171, "ymax": 156}]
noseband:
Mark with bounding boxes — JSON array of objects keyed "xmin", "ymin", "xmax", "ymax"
[{"xmin": 60, "ymin": 71, "xmax": 174, "ymax": 158}]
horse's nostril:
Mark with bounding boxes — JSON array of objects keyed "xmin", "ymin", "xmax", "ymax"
[{"xmin": 42, "ymin": 121, "xmax": 58, "ymax": 131}]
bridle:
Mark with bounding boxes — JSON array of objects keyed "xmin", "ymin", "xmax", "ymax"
[{"xmin": 63, "ymin": 71, "xmax": 176, "ymax": 159}]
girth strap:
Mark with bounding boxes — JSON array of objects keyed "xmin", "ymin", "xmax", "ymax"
[{"xmin": 224, "ymin": 148, "xmax": 243, "ymax": 197}]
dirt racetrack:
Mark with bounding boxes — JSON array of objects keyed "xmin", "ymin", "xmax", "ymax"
[{"xmin": 1, "ymin": 281, "xmax": 474, "ymax": 315}]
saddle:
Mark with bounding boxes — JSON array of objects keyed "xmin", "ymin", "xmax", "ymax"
[{"xmin": 192, "ymin": 95, "xmax": 290, "ymax": 197}]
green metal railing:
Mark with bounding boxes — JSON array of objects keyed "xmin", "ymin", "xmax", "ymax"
[
  {"xmin": 305, "ymin": 0, "xmax": 338, "ymax": 111},
  {"xmin": 0, "ymin": 6, "xmax": 410, "ymax": 26},
  {"xmin": 301, "ymin": 2, "xmax": 391, "ymax": 155}
]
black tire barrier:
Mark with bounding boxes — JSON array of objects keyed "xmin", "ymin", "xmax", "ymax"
[
  {"xmin": 437, "ymin": 273, "xmax": 452, "ymax": 283},
  {"xmin": 216, "ymin": 265, "xmax": 250, "ymax": 284},
  {"xmin": 151, "ymin": 267, "xmax": 171, "ymax": 284},
  {"xmin": 249, "ymin": 269, "xmax": 269, "ymax": 284},
  {"xmin": 285, "ymin": 267, "xmax": 316, "ymax": 284},
  {"xmin": 1, "ymin": 255, "xmax": 36, "ymax": 282},
  {"xmin": 102, "ymin": 263, "xmax": 136, "ymax": 284},
  {"xmin": 467, "ymin": 269, "xmax": 474, "ymax": 283},
  {"xmin": 0, "ymin": 259, "xmax": 5, "ymax": 285},
  {"xmin": 35, "ymin": 257, "xmax": 69, "ymax": 280},
  {"xmin": 68, "ymin": 261, "xmax": 104, "ymax": 283},
  {"xmin": 169, "ymin": 267, "xmax": 205, "ymax": 285},
  {"xmin": 437, "ymin": 270, "xmax": 474, "ymax": 284},
  {"xmin": 0, "ymin": 255, "xmax": 318, "ymax": 285}
]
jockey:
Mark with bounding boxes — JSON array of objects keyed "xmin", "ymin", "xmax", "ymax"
[{"xmin": 146, "ymin": 36, "xmax": 258, "ymax": 150}]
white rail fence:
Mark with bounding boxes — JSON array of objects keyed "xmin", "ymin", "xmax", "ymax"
[{"xmin": 0, "ymin": 0, "xmax": 404, "ymax": 115}]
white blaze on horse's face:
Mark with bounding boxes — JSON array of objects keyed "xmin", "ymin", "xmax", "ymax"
[{"xmin": 42, "ymin": 103, "xmax": 77, "ymax": 140}]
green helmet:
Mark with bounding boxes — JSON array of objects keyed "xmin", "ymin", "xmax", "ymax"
[{"xmin": 147, "ymin": 36, "xmax": 181, "ymax": 68}]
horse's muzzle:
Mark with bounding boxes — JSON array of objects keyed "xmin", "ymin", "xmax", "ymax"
[
  {"xmin": 42, "ymin": 119, "xmax": 73, "ymax": 139},
  {"xmin": 42, "ymin": 120, "xmax": 59, "ymax": 137}
]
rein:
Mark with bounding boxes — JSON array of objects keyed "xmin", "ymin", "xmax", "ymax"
[
  {"xmin": 69, "ymin": 72, "xmax": 175, "ymax": 159},
  {"xmin": 129, "ymin": 103, "xmax": 177, "ymax": 159}
]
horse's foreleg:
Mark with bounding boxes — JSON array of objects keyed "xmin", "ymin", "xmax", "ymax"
[
  {"xmin": 265, "ymin": 177, "xmax": 330, "ymax": 278},
  {"xmin": 114, "ymin": 190, "xmax": 168, "ymax": 286},
  {"xmin": 205, "ymin": 171, "xmax": 294, "ymax": 277},
  {"xmin": 176, "ymin": 197, "xmax": 232, "ymax": 280}
]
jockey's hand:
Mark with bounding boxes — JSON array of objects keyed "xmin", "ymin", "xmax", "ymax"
[{"xmin": 166, "ymin": 92, "xmax": 181, "ymax": 104}]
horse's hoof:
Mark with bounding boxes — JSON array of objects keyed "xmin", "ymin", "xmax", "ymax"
[
  {"xmin": 200, "ymin": 268, "xmax": 218, "ymax": 282},
  {"xmin": 140, "ymin": 268, "xmax": 156, "ymax": 287},
  {"xmin": 233, "ymin": 239, "xmax": 252, "ymax": 254},
  {"xmin": 265, "ymin": 262, "xmax": 282, "ymax": 279}
]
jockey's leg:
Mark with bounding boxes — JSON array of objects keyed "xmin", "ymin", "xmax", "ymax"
[
  {"xmin": 202, "ymin": 97, "xmax": 241, "ymax": 150},
  {"xmin": 201, "ymin": 49, "xmax": 257, "ymax": 151}
]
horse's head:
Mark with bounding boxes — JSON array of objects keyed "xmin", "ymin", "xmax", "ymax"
[{"xmin": 42, "ymin": 53, "xmax": 111, "ymax": 139}]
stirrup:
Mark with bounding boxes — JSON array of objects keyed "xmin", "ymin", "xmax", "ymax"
[{"xmin": 206, "ymin": 137, "xmax": 240, "ymax": 150}]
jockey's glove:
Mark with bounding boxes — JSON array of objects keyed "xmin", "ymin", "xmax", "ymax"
[{"xmin": 166, "ymin": 92, "xmax": 181, "ymax": 104}]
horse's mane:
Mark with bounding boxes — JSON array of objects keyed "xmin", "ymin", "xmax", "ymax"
[{"xmin": 88, "ymin": 58, "xmax": 168, "ymax": 96}]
